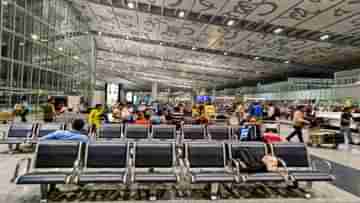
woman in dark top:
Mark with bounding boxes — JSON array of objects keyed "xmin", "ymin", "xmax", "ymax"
[{"xmin": 340, "ymin": 107, "xmax": 353, "ymax": 147}]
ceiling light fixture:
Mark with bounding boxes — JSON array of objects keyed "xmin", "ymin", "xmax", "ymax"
[
  {"xmin": 273, "ymin": 28, "xmax": 284, "ymax": 34},
  {"xmin": 254, "ymin": 56, "xmax": 260, "ymax": 60},
  {"xmin": 159, "ymin": 42, "xmax": 163, "ymax": 45},
  {"xmin": 127, "ymin": 2, "xmax": 135, "ymax": 9},
  {"xmin": 192, "ymin": 47, "xmax": 197, "ymax": 50},
  {"xmin": 98, "ymin": 31, "xmax": 102, "ymax": 36},
  {"xmin": 284, "ymin": 60, "xmax": 290, "ymax": 64},
  {"xmin": 224, "ymin": 52, "xmax": 228, "ymax": 56},
  {"xmin": 73, "ymin": 56, "xmax": 79, "ymax": 60},
  {"xmin": 126, "ymin": 36, "xmax": 129, "ymax": 40},
  {"xmin": 31, "ymin": 34, "xmax": 39, "ymax": 40},
  {"xmin": 58, "ymin": 47, "xmax": 63, "ymax": 51},
  {"xmin": 41, "ymin": 39, "xmax": 48, "ymax": 42},
  {"xmin": 19, "ymin": 42, "xmax": 25, "ymax": 46},
  {"xmin": 178, "ymin": 10, "xmax": 185, "ymax": 18},
  {"xmin": 227, "ymin": 19, "xmax": 235, "ymax": 26},
  {"xmin": 320, "ymin": 34, "xmax": 330, "ymax": 41}
]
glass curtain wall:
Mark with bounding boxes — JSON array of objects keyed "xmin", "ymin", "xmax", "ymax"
[{"xmin": 0, "ymin": 0, "xmax": 95, "ymax": 109}]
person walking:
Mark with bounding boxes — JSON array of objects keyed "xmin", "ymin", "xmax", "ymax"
[
  {"xmin": 88, "ymin": 104, "xmax": 104, "ymax": 133},
  {"xmin": 340, "ymin": 107, "xmax": 353, "ymax": 149},
  {"xmin": 286, "ymin": 106, "xmax": 309, "ymax": 143},
  {"xmin": 42, "ymin": 98, "xmax": 56, "ymax": 122}
]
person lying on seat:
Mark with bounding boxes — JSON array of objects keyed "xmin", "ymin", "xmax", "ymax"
[{"xmin": 40, "ymin": 119, "xmax": 89, "ymax": 143}]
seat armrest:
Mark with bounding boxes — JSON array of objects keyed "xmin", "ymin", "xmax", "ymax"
[
  {"xmin": 276, "ymin": 157, "xmax": 290, "ymax": 180},
  {"xmin": 230, "ymin": 159, "xmax": 240, "ymax": 176},
  {"xmin": 11, "ymin": 157, "xmax": 31, "ymax": 183},
  {"xmin": 311, "ymin": 159, "xmax": 333, "ymax": 174},
  {"xmin": 130, "ymin": 158, "xmax": 135, "ymax": 183}
]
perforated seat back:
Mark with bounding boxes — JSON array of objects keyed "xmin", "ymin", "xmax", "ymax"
[
  {"xmin": 183, "ymin": 125, "xmax": 205, "ymax": 140},
  {"xmin": 8, "ymin": 123, "xmax": 33, "ymax": 138},
  {"xmin": 272, "ymin": 143, "xmax": 309, "ymax": 168},
  {"xmin": 230, "ymin": 142, "xmax": 266, "ymax": 170},
  {"xmin": 135, "ymin": 142, "xmax": 173, "ymax": 168},
  {"xmin": 152, "ymin": 125, "xmax": 176, "ymax": 139},
  {"xmin": 38, "ymin": 123, "xmax": 63, "ymax": 137},
  {"xmin": 100, "ymin": 124, "xmax": 122, "ymax": 139},
  {"xmin": 208, "ymin": 126, "xmax": 230, "ymax": 140},
  {"xmin": 86, "ymin": 142, "xmax": 128, "ymax": 168},
  {"xmin": 125, "ymin": 125, "xmax": 148, "ymax": 139},
  {"xmin": 35, "ymin": 142, "xmax": 80, "ymax": 168},
  {"xmin": 187, "ymin": 143, "xmax": 225, "ymax": 168}
]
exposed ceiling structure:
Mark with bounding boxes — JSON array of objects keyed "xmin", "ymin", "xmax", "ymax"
[{"xmin": 71, "ymin": 0, "xmax": 360, "ymax": 90}]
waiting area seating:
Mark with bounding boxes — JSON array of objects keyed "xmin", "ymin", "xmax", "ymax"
[{"xmin": 12, "ymin": 139, "xmax": 335, "ymax": 202}]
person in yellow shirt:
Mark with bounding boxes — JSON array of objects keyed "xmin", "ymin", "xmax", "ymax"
[{"xmin": 88, "ymin": 104, "xmax": 104, "ymax": 132}]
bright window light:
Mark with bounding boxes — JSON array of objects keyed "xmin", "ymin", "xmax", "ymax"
[
  {"xmin": 178, "ymin": 11, "xmax": 185, "ymax": 18},
  {"xmin": 227, "ymin": 20, "xmax": 235, "ymax": 26},
  {"xmin": 273, "ymin": 28, "xmax": 284, "ymax": 34},
  {"xmin": 127, "ymin": 2, "xmax": 135, "ymax": 9},
  {"xmin": 320, "ymin": 34, "xmax": 330, "ymax": 40},
  {"xmin": 31, "ymin": 34, "xmax": 39, "ymax": 40}
]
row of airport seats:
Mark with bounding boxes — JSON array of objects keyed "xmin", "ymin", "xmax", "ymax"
[
  {"xmin": 12, "ymin": 141, "xmax": 334, "ymax": 201},
  {"xmin": 0, "ymin": 122, "xmax": 67, "ymax": 144},
  {"xmin": 0, "ymin": 122, "xmax": 245, "ymax": 145},
  {"xmin": 99, "ymin": 124, "xmax": 253, "ymax": 141}
]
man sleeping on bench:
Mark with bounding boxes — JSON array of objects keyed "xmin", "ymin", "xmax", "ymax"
[{"xmin": 40, "ymin": 119, "xmax": 89, "ymax": 143}]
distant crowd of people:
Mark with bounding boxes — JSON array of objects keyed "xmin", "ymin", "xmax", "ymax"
[{"xmin": 10, "ymin": 98, "xmax": 359, "ymax": 150}]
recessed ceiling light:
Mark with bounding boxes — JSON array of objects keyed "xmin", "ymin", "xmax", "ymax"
[
  {"xmin": 320, "ymin": 34, "xmax": 330, "ymax": 40},
  {"xmin": 178, "ymin": 10, "xmax": 185, "ymax": 18},
  {"xmin": 224, "ymin": 52, "xmax": 228, "ymax": 56},
  {"xmin": 31, "ymin": 34, "xmax": 39, "ymax": 40},
  {"xmin": 58, "ymin": 47, "xmax": 63, "ymax": 51},
  {"xmin": 126, "ymin": 36, "xmax": 129, "ymax": 40},
  {"xmin": 160, "ymin": 42, "xmax": 163, "ymax": 45},
  {"xmin": 127, "ymin": 2, "xmax": 135, "ymax": 9},
  {"xmin": 254, "ymin": 56, "xmax": 260, "ymax": 60},
  {"xmin": 227, "ymin": 20, "xmax": 235, "ymax": 26},
  {"xmin": 192, "ymin": 47, "xmax": 196, "ymax": 50},
  {"xmin": 98, "ymin": 31, "xmax": 102, "ymax": 36},
  {"xmin": 73, "ymin": 56, "xmax": 79, "ymax": 60},
  {"xmin": 284, "ymin": 60, "xmax": 290, "ymax": 64},
  {"xmin": 273, "ymin": 28, "xmax": 284, "ymax": 34}
]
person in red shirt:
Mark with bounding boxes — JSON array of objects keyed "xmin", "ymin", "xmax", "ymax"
[{"xmin": 135, "ymin": 111, "xmax": 150, "ymax": 125}]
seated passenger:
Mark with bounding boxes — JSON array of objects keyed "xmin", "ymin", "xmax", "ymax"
[
  {"xmin": 135, "ymin": 112, "xmax": 150, "ymax": 125},
  {"xmin": 40, "ymin": 119, "xmax": 89, "ymax": 143}
]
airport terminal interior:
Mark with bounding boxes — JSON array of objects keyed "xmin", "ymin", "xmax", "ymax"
[{"xmin": 2, "ymin": 0, "xmax": 360, "ymax": 203}]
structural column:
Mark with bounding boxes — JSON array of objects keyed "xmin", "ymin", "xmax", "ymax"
[
  {"xmin": 118, "ymin": 84, "xmax": 125, "ymax": 103},
  {"xmin": 151, "ymin": 82, "xmax": 158, "ymax": 101}
]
